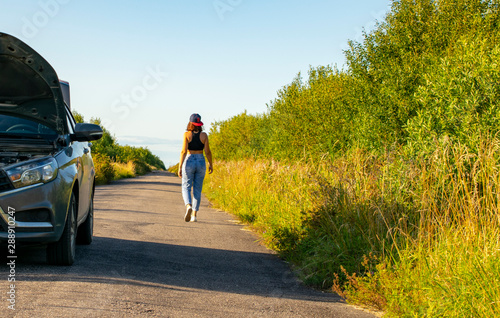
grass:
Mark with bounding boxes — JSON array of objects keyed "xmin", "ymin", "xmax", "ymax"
[
  {"xmin": 203, "ymin": 138, "xmax": 500, "ymax": 316},
  {"xmin": 94, "ymin": 154, "xmax": 157, "ymax": 185},
  {"xmin": 112, "ymin": 161, "xmax": 136, "ymax": 179}
]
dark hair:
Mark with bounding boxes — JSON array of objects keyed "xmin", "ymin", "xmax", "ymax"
[{"xmin": 187, "ymin": 122, "xmax": 203, "ymax": 132}]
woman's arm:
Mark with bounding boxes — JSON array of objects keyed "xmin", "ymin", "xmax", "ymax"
[
  {"xmin": 178, "ymin": 132, "xmax": 189, "ymax": 178},
  {"xmin": 202, "ymin": 132, "xmax": 213, "ymax": 174}
]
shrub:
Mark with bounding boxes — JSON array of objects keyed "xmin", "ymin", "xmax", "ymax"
[
  {"xmin": 112, "ymin": 161, "xmax": 135, "ymax": 179},
  {"xmin": 72, "ymin": 112, "xmax": 165, "ymax": 185},
  {"xmin": 131, "ymin": 159, "xmax": 152, "ymax": 176},
  {"xmin": 203, "ymin": 0, "xmax": 500, "ymax": 315},
  {"xmin": 93, "ymin": 153, "xmax": 114, "ymax": 185}
]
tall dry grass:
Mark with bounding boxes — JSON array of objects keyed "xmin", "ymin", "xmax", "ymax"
[{"xmin": 204, "ymin": 138, "xmax": 500, "ymax": 316}]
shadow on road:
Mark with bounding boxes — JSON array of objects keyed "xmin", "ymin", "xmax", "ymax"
[{"xmin": 1, "ymin": 236, "xmax": 342, "ymax": 304}]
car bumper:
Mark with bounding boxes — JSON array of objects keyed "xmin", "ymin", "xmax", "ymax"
[{"xmin": 0, "ymin": 177, "xmax": 71, "ymax": 243}]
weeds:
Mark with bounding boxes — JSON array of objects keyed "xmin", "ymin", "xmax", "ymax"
[
  {"xmin": 204, "ymin": 138, "xmax": 500, "ymax": 316},
  {"xmin": 94, "ymin": 158, "xmax": 156, "ymax": 185},
  {"xmin": 203, "ymin": 1, "xmax": 500, "ymax": 315}
]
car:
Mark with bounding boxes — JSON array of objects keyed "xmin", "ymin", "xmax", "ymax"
[{"xmin": 0, "ymin": 32, "xmax": 103, "ymax": 265}]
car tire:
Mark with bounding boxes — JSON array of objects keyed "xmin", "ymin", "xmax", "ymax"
[
  {"xmin": 47, "ymin": 193, "xmax": 77, "ymax": 265},
  {"xmin": 77, "ymin": 193, "xmax": 93, "ymax": 245}
]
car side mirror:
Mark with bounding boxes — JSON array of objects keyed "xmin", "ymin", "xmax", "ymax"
[{"xmin": 71, "ymin": 123, "xmax": 103, "ymax": 142}]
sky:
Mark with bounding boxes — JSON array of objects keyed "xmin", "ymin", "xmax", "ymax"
[{"xmin": 1, "ymin": 0, "xmax": 391, "ymax": 166}]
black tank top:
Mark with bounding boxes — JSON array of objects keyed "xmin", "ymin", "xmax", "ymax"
[{"xmin": 188, "ymin": 132, "xmax": 204, "ymax": 151}]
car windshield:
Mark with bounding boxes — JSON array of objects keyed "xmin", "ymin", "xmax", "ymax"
[{"xmin": 0, "ymin": 114, "xmax": 58, "ymax": 139}]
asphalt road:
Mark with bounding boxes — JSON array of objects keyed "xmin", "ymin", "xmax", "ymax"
[{"xmin": 1, "ymin": 171, "xmax": 376, "ymax": 317}]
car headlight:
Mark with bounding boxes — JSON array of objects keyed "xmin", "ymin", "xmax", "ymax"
[{"xmin": 5, "ymin": 158, "xmax": 58, "ymax": 189}]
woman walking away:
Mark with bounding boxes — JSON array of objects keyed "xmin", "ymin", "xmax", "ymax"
[{"xmin": 178, "ymin": 113, "xmax": 213, "ymax": 222}]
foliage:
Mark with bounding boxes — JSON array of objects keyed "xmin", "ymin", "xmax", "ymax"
[
  {"xmin": 406, "ymin": 38, "xmax": 500, "ymax": 154},
  {"xmin": 167, "ymin": 162, "xmax": 179, "ymax": 175},
  {"xmin": 345, "ymin": 0, "xmax": 500, "ymax": 152},
  {"xmin": 73, "ymin": 110, "xmax": 84, "ymax": 124},
  {"xmin": 335, "ymin": 139, "xmax": 500, "ymax": 317},
  {"xmin": 93, "ymin": 153, "xmax": 114, "ymax": 185},
  {"xmin": 203, "ymin": 0, "xmax": 500, "ymax": 316},
  {"xmin": 205, "ymin": 149, "xmax": 416, "ymax": 289},
  {"xmin": 209, "ymin": 0, "xmax": 500, "ymax": 162},
  {"xmin": 209, "ymin": 111, "xmax": 269, "ymax": 160},
  {"xmin": 72, "ymin": 112, "xmax": 165, "ymax": 184},
  {"xmin": 207, "ymin": 140, "xmax": 500, "ymax": 316},
  {"xmin": 112, "ymin": 161, "xmax": 136, "ymax": 179},
  {"xmin": 265, "ymin": 67, "xmax": 354, "ymax": 159},
  {"xmin": 211, "ymin": 68, "xmax": 355, "ymax": 161}
]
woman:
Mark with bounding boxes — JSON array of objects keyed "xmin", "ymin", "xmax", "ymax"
[{"xmin": 178, "ymin": 113, "xmax": 213, "ymax": 222}]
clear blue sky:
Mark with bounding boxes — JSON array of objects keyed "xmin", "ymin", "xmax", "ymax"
[{"xmin": 1, "ymin": 0, "xmax": 391, "ymax": 166}]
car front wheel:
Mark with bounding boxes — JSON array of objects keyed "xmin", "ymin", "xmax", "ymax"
[
  {"xmin": 77, "ymin": 193, "xmax": 93, "ymax": 245},
  {"xmin": 47, "ymin": 193, "xmax": 77, "ymax": 265}
]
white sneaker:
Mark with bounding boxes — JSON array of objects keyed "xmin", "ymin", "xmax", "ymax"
[
  {"xmin": 184, "ymin": 205, "xmax": 192, "ymax": 222},
  {"xmin": 190, "ymin": 215, "xmax": 197, "ymax": 222}
]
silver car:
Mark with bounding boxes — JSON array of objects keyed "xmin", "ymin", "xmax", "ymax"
[{"xmin": 0, "ymin": 33, "xmax": 103, "ymax": 265}]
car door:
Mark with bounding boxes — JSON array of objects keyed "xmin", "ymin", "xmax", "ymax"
[{"xmin": 65, "ymin": 106, "xmax": 91, "ymax": 222}]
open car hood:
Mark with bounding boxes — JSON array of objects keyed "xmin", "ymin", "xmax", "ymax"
[{"xmin": 0, "ymin": 33, "xmax": 68, "ymax": 135}]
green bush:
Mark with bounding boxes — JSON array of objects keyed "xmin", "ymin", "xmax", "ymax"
[
  {"xmin": 72, "ymin": 112, "xmax": 165, "ymax": 184},
  {"xmin": 266, "ymin": 67, "xmax": 354, "ymax": 160},
  {"xmin": 93, "ymin": 153, "xmax": 114, "ymax": 185},
  {"xmin": 203, "ymin": 0, "xmax": 500, "ymax": 315},
  {"xmin": 131, "ymin": 159, "xmax": 151, "ymax": 176},
  {"xmin": 406, "ymin": 38, "xmax": 500, "ymax": 155},
  {"xmin": 209, "ymin": 111, "xmax": 269, "ymax": 160}
]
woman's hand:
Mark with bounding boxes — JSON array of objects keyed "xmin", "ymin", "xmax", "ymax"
[
  {"xmin": 178, "ymin": 169, "xmax": 182, "ymax": 178},
  {"xmin": 208, "ymin": 164, "xmax": 213, "ymax": 174}
]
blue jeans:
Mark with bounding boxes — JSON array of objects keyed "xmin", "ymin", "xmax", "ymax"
[{"xmin": 182, "ymin": 154, "xmax": 206, "ymax": 211}]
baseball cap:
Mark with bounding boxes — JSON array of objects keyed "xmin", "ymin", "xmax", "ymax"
[{"xmin": 190, "ymin": 113, "xmax": 203, "ymax": 126}]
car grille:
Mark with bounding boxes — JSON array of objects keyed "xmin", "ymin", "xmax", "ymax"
[{"xmin": 0, "ymin": 170, "xmax": 14, "ymax": 193}]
